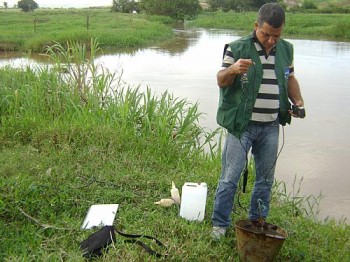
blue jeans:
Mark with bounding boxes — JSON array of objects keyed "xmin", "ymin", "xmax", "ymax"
[{"xmin": 212, "ymin": 120, "xmax": 279, "ymax": 228}]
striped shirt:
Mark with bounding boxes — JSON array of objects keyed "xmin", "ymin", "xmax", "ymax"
[{"xmin": 221, "ymin": 37, "xmax": 294, "ymax": 123}]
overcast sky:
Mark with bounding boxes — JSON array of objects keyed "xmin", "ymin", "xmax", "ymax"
[{"xmin": 4, "ymin": 0, "xmax": 112, "ymax": 8}]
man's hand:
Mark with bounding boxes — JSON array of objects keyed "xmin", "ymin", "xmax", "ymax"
[
  {"xmin": 289, "ymin": 105, "xmax": 306, "ymax": 118},
  {"xmin": 217, "ymin": 59, "xmax": 254, "ymax": 88},
  {"xmin": 230, "ymin": 59, "xmax": 254, "ymax": 75}
]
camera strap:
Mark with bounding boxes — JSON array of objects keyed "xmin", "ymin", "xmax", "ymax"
[
  {"xmin": 115, "ymin": 227, "xmax": 168, "ymax": 258},
  {"xmin": 242, "ymin": 163, "xmax": 249, "ymax": 193},
  {"xmin": 80, "ymin": 225, "xmax": 168, "ymax": 258}
]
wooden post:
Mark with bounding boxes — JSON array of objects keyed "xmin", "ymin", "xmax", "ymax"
[
  {"xmin": 86, "ymin": 14, "xmax": 89, "ymax": 30},
  {"xmin": 34, "ymin": 17, "xmax": 37, "ymax": 34}
]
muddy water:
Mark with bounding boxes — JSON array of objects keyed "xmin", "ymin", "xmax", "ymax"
[
  {"xmin": 104, "ymin": 29, "xmax": 350, "ymax": 223},
  {"xmin": 1, "ymin": 29, "xmax": 350, "ymax": 222}
]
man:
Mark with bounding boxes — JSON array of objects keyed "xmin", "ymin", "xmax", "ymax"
[{"xmin": 211, "ymin": 3, "xmax": 304, "ymax": 240}]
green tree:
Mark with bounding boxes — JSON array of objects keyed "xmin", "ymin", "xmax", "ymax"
[
  {"xmin": 249, "ymin": 0, "xmax": 275, "ymax": 9},
  {"xmin": 225, "ymin": 0, "xmax": 250, "ymax": 11},
  {"xmin": 111, "ymin": 0, "xmax": 139, "ymax": 13},
  {"xmin": 4, "ymin": 2, "xmax": 8, "ymax": 10},
  {"xmin": 207, "ymin": 0, "xmax": 221, "ymax": 11},
  {"xmin": 17, "ymin": 0, "xmax": 38, "ymax": 12},
  {"xmin": 208, "ymin": 0, "xmax": 277, "ymax": 12},
  {"xmin": 140, "ymin": 0, "xmax": 202, "ymax": 21},
  {"xmin": 302, "ymin": 0, "xmax": 317, "ymax": 10}
]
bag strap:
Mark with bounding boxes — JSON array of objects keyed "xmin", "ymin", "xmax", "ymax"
[{"xmin": 115, "ymin": 227, "xmax": 168, "ymax": 258}]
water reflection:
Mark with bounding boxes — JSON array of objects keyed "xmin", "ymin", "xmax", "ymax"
[
  {"xmin": 155, "ymin": 29, "xmax": 202, "ymax": 55},
  {"xmin": 1, "ymin": 29, "xmax": 350, "ymax": 223},
  {"xmin": 0, "ymin": 51, "xmax": 49, "ymax": 63}
]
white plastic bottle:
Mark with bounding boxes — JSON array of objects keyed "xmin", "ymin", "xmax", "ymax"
[
  {"xmin": 171, "ymin": 181, "xmax": 181, "ymax": 204},
  {"xmin": 179, "ymin": 182, "xmax": 207, "ymax": 221}
]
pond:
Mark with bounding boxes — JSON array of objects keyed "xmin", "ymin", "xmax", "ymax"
[{"xmin": 1, "ymin": 28, "xmax": 350, "ymax": 223}]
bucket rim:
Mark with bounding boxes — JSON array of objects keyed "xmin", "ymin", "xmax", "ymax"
[{"xmin": 235, "ymin": 219, "xmax": 288, "ymax": 240}]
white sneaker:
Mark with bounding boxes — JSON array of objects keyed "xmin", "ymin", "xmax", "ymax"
[{"xmin": 211, "ymin": 226, "xmax": 226, "ymax": 240}]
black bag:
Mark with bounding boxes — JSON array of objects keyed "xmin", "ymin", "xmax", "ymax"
[
  {"xmin": 80, "ymin": 225, "xmax": 168, "ymax": 258},
  {"xmin": 80, "ymin": 225, "xmax": 116, "ymax": 257}
]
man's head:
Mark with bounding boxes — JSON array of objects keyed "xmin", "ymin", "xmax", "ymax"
[
  {"xmin": 257, "ymin": 3, "xmax": 285, "ymax": 28},
  {"xmin": 254, "ymin": 3, "xmax": 285, "ymax": 52}
]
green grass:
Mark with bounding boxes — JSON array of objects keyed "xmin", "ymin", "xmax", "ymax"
[
  {"xmin": 187, "ymin": 11, "xmax": 350, "ymax": 41},
  {"xmin": 0, "ymin": 8, "xmax": 174, "ymax": 52},
  {"xmin": 0, "ymin": 40, "xmax": 349, "ymax": 261},
  {"xmin": 314, "ymin": 0, "xmax": 350, "ymax": 6}
]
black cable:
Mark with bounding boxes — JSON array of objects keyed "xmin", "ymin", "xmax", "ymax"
[
  {"xmin": 236, "ymin": 61, "xmax": 256, "ymax": 211},
  {"xmin": 235, "ymin": 59, "xmax": 286, "ymax": 214},
  {"xmin": 264, "ymin": 125, "xmax": 285, "ymax": 193},
  {"xmin": 240, "ymin": 61, "xmax": 256, "ymax": 190},
  {"xmin": 236, "ymin": 126, "xmax": 285, "ymax": 214}
]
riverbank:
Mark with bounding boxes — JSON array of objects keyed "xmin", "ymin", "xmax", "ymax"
[
  {"xmin": 0, "ymin": 8, "xmax": 174, "ymax": 52},
  {"xmin": 188, "ymin": 11, "xmax": 350, "ymax": 41},
  {"xmin": 1, "ymin": 9, "xmax": 349, "ymax": 54},
  {"xmin": 0, "ymin": 40, "xmax": 349, "ymax": 260}
]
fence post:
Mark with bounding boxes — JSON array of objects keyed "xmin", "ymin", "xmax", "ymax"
[
  {"xmin": 34, "ymin": 16, "xmax": 37, "ymax": 34},
  {"xmin": 86, "ymin": 14, "xmax": 90, "ymax": 30}
]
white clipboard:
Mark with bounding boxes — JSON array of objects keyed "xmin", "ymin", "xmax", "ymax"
[{"xmin": 81, "ymin": 204, "xmax": 119, "ymax": 229}]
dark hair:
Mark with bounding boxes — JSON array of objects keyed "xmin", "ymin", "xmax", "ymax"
[{"xmin": 257, "ymin": 3, "xmax": 285, "ymax": 28}]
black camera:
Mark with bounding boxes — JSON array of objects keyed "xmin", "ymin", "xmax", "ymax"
[{"xmin": 291, "ymin": 105, "xmax": 306, "ymax": 118}]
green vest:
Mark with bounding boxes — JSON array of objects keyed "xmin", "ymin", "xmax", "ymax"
[{"xmin": 216, "ymin": 35, "xmax": 293, "ymax": 138}]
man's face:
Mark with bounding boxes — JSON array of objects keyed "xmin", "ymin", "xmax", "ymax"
[{"xmin": 254, "ymin": 22, "xmax": 284, "ymax": 52}]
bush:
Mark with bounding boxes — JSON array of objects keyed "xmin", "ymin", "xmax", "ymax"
[
  {"xmin": 111, "ymin": 0, "xmax": 140, "ymax": 13},
  {"xmin": 140, "ymin": 0, "xmax": 202, "ymax": 21},
  {"xmin": 302, "ymin": 0, "xmax": 318, "ymax": 10},
  {"xmin": 17, "ymin": 0, "xmax": 39, "ymax": 12}
]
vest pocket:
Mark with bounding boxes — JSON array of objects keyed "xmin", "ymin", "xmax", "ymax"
[{"xmin": 217, "ymin": 102, "xmax": 239, "ymax": 133}]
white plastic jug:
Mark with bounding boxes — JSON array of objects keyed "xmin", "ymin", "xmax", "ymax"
[{"xmin": 179, "ymin": 182, "xmax": 207, "ymax": 221}]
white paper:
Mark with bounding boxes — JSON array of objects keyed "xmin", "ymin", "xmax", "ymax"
[{"xmin": 81, "ymin": 204, "xmax": 119, "ymax": 229}]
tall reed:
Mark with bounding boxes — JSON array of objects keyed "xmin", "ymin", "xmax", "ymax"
[{"xmin": 0, "ymin": 39, "xmax": 220, "ymax": 160}]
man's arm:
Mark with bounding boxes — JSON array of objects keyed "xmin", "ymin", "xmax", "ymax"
[{"xmin": 288, "ymin": 75, "xmax": 304, "ymax": 107}]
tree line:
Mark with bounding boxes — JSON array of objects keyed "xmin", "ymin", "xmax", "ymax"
[
  {"xmin": 10, "ymin": 0, "xmax": 285, "ymax": 19},
  {"xmin": 111, "ymin": 0, "xmax": 281, "ymax": 21},
  {"xmin": 14, "ymin": 0, "xmax": 348, "ymax": 21}
]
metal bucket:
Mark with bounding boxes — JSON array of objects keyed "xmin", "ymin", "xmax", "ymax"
[{"xmin": 235, "ymin": 219, "xmax": 287, "ymax": 262}]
